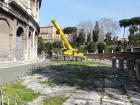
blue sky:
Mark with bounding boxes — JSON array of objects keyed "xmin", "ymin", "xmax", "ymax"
[{"xmin": 39, "ymin": 0, "xmax": 140, "ymax": 27}]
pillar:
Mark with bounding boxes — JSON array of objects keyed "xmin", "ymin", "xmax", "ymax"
[
  {"xmin": 112, "ymin": 57, "xmax": 116, "ymax": 69},
  {"xmin": 31, "ymin": 30, "xmax": 35, "ymax": 59},
  {"xmin": 136, "ymin": 60, "xmax": 140, "ymax": 81},
  {"xmin": 118, "ymin": 59, "xmax": 124, "ymax": 70},
  {"xmin": 28, "ymin": 32, "xmax": 32, "ymax": 60},
  {"xmin": 24, "ymin": 26, "xmax": 29, "ymax": 60},
  {"xmin": 11, "ymin": 19, "xmax": 17, "ymax": 62},
  {"xmin": 34, "ymin": 34, "xmax": 38, "ymax": 59},
  {"xmin": 126, "ymin": 58, "xmax": 135, "ymax": 78}
]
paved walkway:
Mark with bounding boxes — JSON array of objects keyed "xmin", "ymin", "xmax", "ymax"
[{"xmin": 22, "ymin": 64, "xmax": 140, "ymax": 105}]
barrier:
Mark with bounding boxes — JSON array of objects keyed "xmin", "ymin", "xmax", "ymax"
[{"xmin": 0, "ymin": 90, "xmax": 28, "ymax": 105}]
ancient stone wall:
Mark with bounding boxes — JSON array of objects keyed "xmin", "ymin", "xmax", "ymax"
[{"xmin": 0, "ymin": 0, "xmax": 42, "ymax": 62}]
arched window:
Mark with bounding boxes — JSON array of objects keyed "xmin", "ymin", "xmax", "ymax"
[{"xmin": 16, "ymin": 27, "xmax": 24, "ymax": 60}]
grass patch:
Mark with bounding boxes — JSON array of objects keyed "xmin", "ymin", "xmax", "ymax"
[
  {"xmin": 39, "ymin": 79, "xmax": 53, "ymax": 86},
  {"xmin": 1, "ymin": 83, "xmax": 39, "ymax": 104},
  {"xmin": 43, "ymin": 96, "xmax": 68, "ymax": 105},
  {"xmin": 76, "ymin": 72, "xmax": 105, "ymax": 80},
  {"xmin": 52, "ymin": 61, "xmax": 107, "ymax": 66}
]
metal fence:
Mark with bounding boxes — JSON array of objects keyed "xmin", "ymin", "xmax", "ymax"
[
  {"xmin": 0, "ymin": 60, "xmax": 48, "ymax": 87},
  {"xmin": 0, "ymin": 60, "xmax": 49, "ymax": 105},
  {"xmin": 0, "ymin": 90, "xmax": 28, "ymax": 105}
]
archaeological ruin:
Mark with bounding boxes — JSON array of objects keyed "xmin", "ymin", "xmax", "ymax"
[{"xmin": 0, "ymin": 0, "xmax": 42, "ymax": 62}]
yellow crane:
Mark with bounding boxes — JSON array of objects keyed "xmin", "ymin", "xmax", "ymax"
[{"xmin": 51, "ymin": 19, "xmax": 86, "ymax": 61}]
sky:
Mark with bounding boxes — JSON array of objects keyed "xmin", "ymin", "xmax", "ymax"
[{"xmin": 39, "ymin": 0, "xmax": 140, "ymax": 28}]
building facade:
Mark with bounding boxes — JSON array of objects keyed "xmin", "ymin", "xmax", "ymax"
[
  {"xmin": 39, "ymin": 25, "xmax": 61, "ymax": 43},
  {"xmin": 0, "ymin": 0, "xmax": 42, "ymax": 62},
  {"xmin": 40, "ymin": 25, "xmax": 74, "ymax": 44}
]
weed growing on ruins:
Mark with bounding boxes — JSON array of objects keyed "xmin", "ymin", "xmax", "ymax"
[
  {"xmin": 43, "ymin": 96, "xmax": 68, "ymax": 105},
  {"xmin": 39, "ymin": 79, "xmax": 53, "ymax": 86},
  {"xmin": 2, "ymin": 83, "xmax": 39, "ymax": 104},
  {"xmin": 52, "ymin": 61, "xmax": 108, "ymax": 66}
]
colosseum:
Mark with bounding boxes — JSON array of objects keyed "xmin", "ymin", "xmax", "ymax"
[{"xmin": 0, "ymin": 0, "xmax": 42, "ymax": 62}]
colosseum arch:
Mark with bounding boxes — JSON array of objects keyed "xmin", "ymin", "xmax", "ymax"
[
  {"xmin": 15, "ymin": 27, "xmax": 24, "ymax": 60},
  {"xmin": 0, "ymin": 18, "xmax": 11, "ymax": 61}
]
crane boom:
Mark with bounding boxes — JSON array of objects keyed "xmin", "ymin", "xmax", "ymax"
[
  {"xmin": 51, "ymin": 19, "xmax": 73, "ymax": 50},
  {"xmin": 51, "ymin": 19, "xmax": 86, "ymax": 61}
]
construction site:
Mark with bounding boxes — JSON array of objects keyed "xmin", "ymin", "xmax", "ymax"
[{"xmin": 0, "ymin": 0, "xmax": 140, "ymax": 105}]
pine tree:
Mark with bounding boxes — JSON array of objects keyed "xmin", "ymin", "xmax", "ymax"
[{"xmin": 93, "ymin": 21, "xmax": 99, "ymax": 42}]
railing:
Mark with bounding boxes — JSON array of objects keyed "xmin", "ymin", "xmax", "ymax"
[
  {"xmin": 0, "ymin": 60, "xmax": 49, "ymax": 87},
  {"xmin": 0, "ymin": 90, "xmax": 28, "ymax": 105},
  {"xmin": 0, "ymin": 60, "xmax": 49, "ymax": 105}
]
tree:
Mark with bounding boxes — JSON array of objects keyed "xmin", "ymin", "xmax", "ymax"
[
  {"xmin": 63, "ymin": 27, "xmax": 77, "ymax": 34},
  {"xmin": 44, "ymin": 43, "xmax": 53, "ymax": 58},
  {"xmin": 114, "ymin": 40, "xmax": 122, "ymax": 53},
  {"xmin": 77, "ymin": 20, "xmax": 94, "ymax": 34},
  {"xmin": 129, "ymin": 25, "xmax": 138, "ymax": 36},
  {"xmin": 104, "ymin": 32, "xmax": 112, "ymax": 43},
  {"xmin": 77, "ymin": 29, "xmax": 86, "ymax": 44},
  {"xmin": 97, "ymin": 42, "xmax": 106, "ymax": 53},
  {"xmin": 115, "ymin": 45, "xmax": 122, "ymax": 53},
  {"xmin": 53, "ymin": 41, "xmax": 63, "ymax": 48},
  {"xmin": 119, "ymin": 19, "xmax": 130, "ymax": 38},
  {"xmin": 63, "ymin": 27, "xmax": 77, "ymax": 44},
  {"xmin": 87, "ymin": 33, "xmax": 92, "ymax": 44},
  {"xmin": 86, "ymin": 41, "xmax": 96, "ymax": 52},
  {"xmin": 99, "ymin": 18, "xmax": 119, "ymax": 38},
  {"xmin": 93, "ymin": 21, "xmax": 99, "ymax": 42},
  {"xmin": 38, "ymin": 37, "xmax": 45, "ymax": 54}
]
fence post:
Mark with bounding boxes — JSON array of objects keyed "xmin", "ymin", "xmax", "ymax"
[
  {"xmin": 118, "ymin": 59, "xmax": 124, "ymax": 70},
  {"xmin": 136, "ymin": 59, "xmax": 140, "ymax": 81},
  {"xmin": 15, "ymin": 99, "xmax": 17, "ymax": 105},
  {"xmin": 126, "ymin": 58, "xmax": 135, "ymax": 78},
  {"xmin": 0, "ymin": 90, "xmax": 1, "ymax": 105},
  {"xmin": 112, "ymin": 57, "xmax": 116, "ymax": 69},
  {"xmin": 1, "ymin": 92, "xmax": 4, "ymax": 105},
  {"xmin": 7, "ymin": 96, "xmax": 10, "ymax": 105}
]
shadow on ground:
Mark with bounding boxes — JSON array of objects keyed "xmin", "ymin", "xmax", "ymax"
[
  {"xmin": 36, "ymin": 64, "xmax": 140, "ymax": 104},
  {"xmin": 39, "ymin": 64, "xmax": 129, "ymax": 90}
]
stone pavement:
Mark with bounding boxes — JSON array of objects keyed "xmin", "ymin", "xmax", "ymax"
[{"xmin": 22, "ymin": 64, "xmax": 140, "ymax": 105}]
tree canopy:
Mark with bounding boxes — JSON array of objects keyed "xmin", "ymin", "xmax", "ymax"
[
  {"xmin": 63, "ymin": 27, "xmax": 77, "ymax": 34},
  {"xmin": 119, "ymin": 17, "xmax": 140, "ymax": 27}
]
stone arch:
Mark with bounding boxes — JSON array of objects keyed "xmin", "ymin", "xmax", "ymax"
[
  {"xmin": 0, "ymin": 18, "xmax": 11, "ymax": 61},
  {"xmin": 15, "ymin": 27, "xmax": 24, "ymax": 60},
  {"xmin": 16, "ymin": 27, "xmax": 24, "ymax": 37}
]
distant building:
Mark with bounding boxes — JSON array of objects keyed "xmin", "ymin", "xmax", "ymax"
[
  {"xmin": 98, "ymin": 30, "xmax": 105, "ymax": 42},
  {"xmin": 0, "ymin": 0, "xmax": 42, "ymax": 62},
  {"xmin": 39, "ymin": 25, "xmax": 72, "ymax": 43},
  {"xmin": 119, "ymin": 38, "xmax": 128, "ymax": 42},
  {"xmin": 39, "ymin": 25, "xmax": 61, "ymax": 43}
]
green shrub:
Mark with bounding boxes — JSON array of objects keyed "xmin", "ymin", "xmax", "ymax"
[
  {"xmin": 87, "ymin": 41, "xmax": 96, "ymax": 52},
  {"xmin": 97, "ymin": 42, "xmax": 106, "ymax": 53}
]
